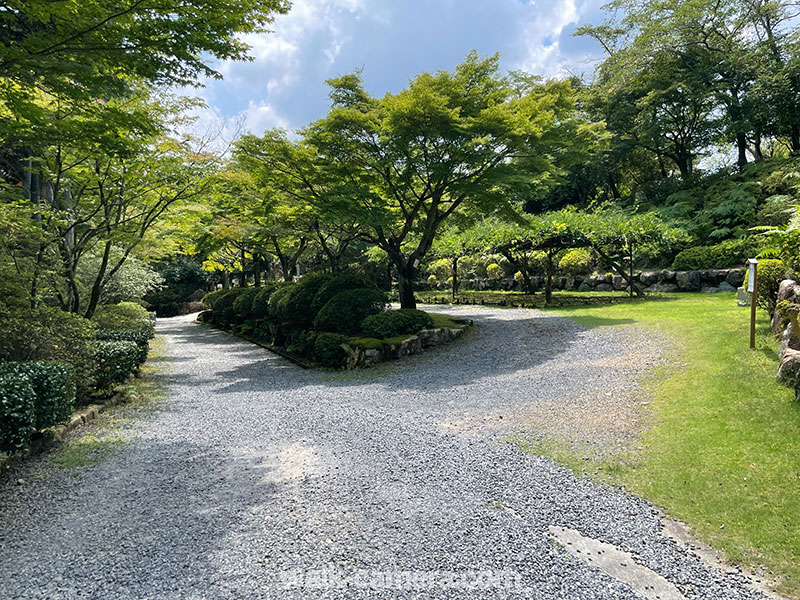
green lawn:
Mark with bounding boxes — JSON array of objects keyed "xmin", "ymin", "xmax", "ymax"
[{"xmin": 538, "ymin": 294, "xmax": 800, "ymax": 597}]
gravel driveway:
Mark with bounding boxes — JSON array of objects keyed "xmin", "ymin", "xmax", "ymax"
[{"xmin": 0, "ymin": 306, "xmax": 769, "ymax": 599}]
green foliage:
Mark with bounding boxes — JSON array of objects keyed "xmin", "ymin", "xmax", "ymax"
[
  {"xmin": 251, "ymin": 284, "xmax": 278, "ymax": 318},
  {"xmin": 313, "ymin": 289, "xmax": 388, "ymax": 335},
  {"xmin": 671, "ymin": 239, "xmax": 757, "ymax": 270},
  {"xmin": 427, "ymin": 274, "xmax": 439, "ymax": 286},
  {"xmin": 209, "ymin": 288, "xmax": 249, "ymax": 326},
  {"xmin": 311, "ymin": 274, "xmax": 374, "ymax": 313},
  {"xmin": 281, "ymin": 272, "xmax": 334, "ymax": 328},
  {"xmin": 559, "ymin": 248, "xmax": 594, "ymax": 275},
  {"xmin": 313, "ymin": 333, "xmax": 350, "ymax": 368},
  {"xmin": 0, "ymin": 307, "xmax": 97, "ymax": 398},
  {"xmin": 0, "ymin": 361, "xmax": 77, "ymax": 431},
  {"xmin": 92, "ymin": 340, "xmax": 140, "ymax": 394},
  {"xmin": 0, "ymin": 367, "xmax": 36, "ymax": 454},
  {"xmin": 267, "ymin": 283, "xmax": 296, "ymax": 320},
  {"xmin": 92, "ymin": 302, "xmax": 154, "ymax": 337},
  {"xmin": 753, "ymin": 259, "xmax": 793, "ymax": 317},
  {"xmin": 232, "ymin": 288, "xmax": 262, "ymax": 319},
  {"xmin": 360, "ymin": 309, "xmax": 434, "ymax": 339},
  {"xmin": 202, "ymin": 289, "xmax": 229, "ymax": 308},
  {"xmin": 486, "ymin": 263, "xmax": 503, "ymax": 280},
  {"xmin": 96, "ymin": 330, "xmax": 150, "ymax": 367}
]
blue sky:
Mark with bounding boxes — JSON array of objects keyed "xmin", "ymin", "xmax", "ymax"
[{"xmin": 190, "ymin": 0, "xmax": 608, "ymax": 136}]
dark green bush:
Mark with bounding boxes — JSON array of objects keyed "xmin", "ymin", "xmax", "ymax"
[
  {"xmin": 210, "ymin": 288, "xmax": 249, "ymax": 325},
  {"xmin": 202, "ymin": 288, "xmax": 229, "ymax": 308},
  {"xmin": 251, "ymin": 284, "xmax": 278, "ymax": 318},
  {"xmin": 268, "ymin": 282, "xmax": 297, "ymax": 320},
  {"xmin": 97, "ymin": 330, "xmax": 150, "ymax": 367},
  {"xmin": 93, "ymin": 340, "xmax": 139, "ymax": 394},
  {"xmin": 672, "ymin": 239, "xmax": 757, "ymax": 270},
  {"xmin": 280, "ymin": 272, "xmax": 334, "ymax": 328},
  {"xmin": 232, "ymin": 288, "xmax": 262, "ymax": 320},
  {"xmin": 0, "ymin": 367, "xmax": 36, "ymax": 453},
  {"xmin": 311, "ymin": 274, "xmax": 374, "ymax": 313},
  {"xmin": 0, "ymin": 306, "xmax": 97, "ymax": 399},
  {"xmin": 750, "ymin": 259, "xmax": 794, "ymax": 317},
  {"xmin": 0, "ymin": 361, "xmax": 76, "ymax": 431},
  {"xmin": 313, "ymin": 333, "xmax": 350, "ymax": 368},
  {"xmin": 92, "ymin": 302, "xmax": 153, "ymax": 337},
  {"xmin": 360, "ymin": 309, "xmax": 434, "ymax": 338},
  {"xmin": 313, "ymin": 288, "xmax": 387, "ymax": 335}
]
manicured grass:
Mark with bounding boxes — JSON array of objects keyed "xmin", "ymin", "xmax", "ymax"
[
  {"xmin": 540, "ymin": 294, "xmax": 800, "ymax": 597},
  {"xmin": 415, "ymin": 288, "xmax": 642, "ymax": 309},
  {"xmin": 426, "ymin": 311, "xmax": 463, "ymax": 329}
]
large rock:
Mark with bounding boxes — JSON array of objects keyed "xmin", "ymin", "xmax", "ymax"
[
  {"xmin": 718, "ymin": 281, "xmax": 737, "ymax": 292},
  {"xmin": 780, "ymin": 321, "xmax": 800, "ymax": 356},
  {"xmin": 773, "ymin": 279, "xmax": 800, "ymax": 337},
  {"xmin": 639, "ymin": 271, "xmax": 660, "ymax": 286},
  {"xmin": 661, "ymin": 270, "xmax": 677, "ymax": 282},
  {"xmin": 676, "ymin": 271, "xmax": 701, "ymax": 291},
  {"xmin": 777, "ymin": 348, "xmax": 800, "ymax": 401},
  {"xmin": 596, "ymin": 283, "xmax": 613, "ymax": 292},
  {"xmin": 578, "ymin": 282, "xmax": 593, "ymax": 292},
  {"xmin": 612, "ymin": 275, "xmax": 625, "ymax": 290},
  {"xmin": 726, "ymin": 269, "xmax": 745, "ymax": 287}
]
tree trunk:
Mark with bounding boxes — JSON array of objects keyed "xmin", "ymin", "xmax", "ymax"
[
  {"xmin": 753, "ymin": 132, "xmax": 764, "ymax": 161},
  {"xmin": 593, "ymin": 246, "xmax": 642, "ymax": 296},
  {"xmin": 84, "ymin": 241, "xmax": 113, "ymax": 319},
  {"xmin": 792, "ymin": 124, "xmax": 800, "ymax": 153},
  {"xmin": 451, "ymin": 256, "xmax": 459, "ymax": 300},
  {"xmin": 545, "ymin": 250, "xmax": 554, "ymax": 305},
  {"xmin": 397, "ymin": 268, "xmax": 416, "ymax": 309},
  {"xmin": 253, "ymin": 256, "xmax": 262, "ymax": 288},
  {"xmin": 736, "ymin": 132, "xmax": 748, "ymax": 167}
]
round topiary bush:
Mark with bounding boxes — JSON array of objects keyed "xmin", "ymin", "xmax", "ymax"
[
  {"xmin": 360, "ymin": 309, "xmax": 434, "ymax": 339},
  {"xmin": 210, "ymin": 288, "xmax": 249, "ymax": 326},
  {"xmin": 311, "ymin": 274, "xmax": 375, "ymax": 314},
  {"xmin": 313, "ymin": 288, "xmax": 388, "ymax": 335},
  {"xmin": 281, "ymin": 272, "xmax": 334, "ymax": 328},
  {"xmin": 486, "ymin": 263, "xmax": 503, "ymax": 280},
  {"xmin": 92, "ymin": 302, "xmax": 153, "ymax": 336},
  {"xmin": 313, "ymin": 333, "xmax": 350, "ymax": 368},
  {"xmin": 559, "ymin": 248, "xmax": 593, "ymax": 276},
  {"xmin": 202, "ymin": 288, "xmax": 228, "ymax": 309},
  {"xmin": 268, "ymin": 282, "xmax": 297, "ymax": 320},
  {"xmin": 232, "ymin": 288, "xmax": 262, "ymax": 320},
  {"xmin": 250, "ymin": 284, "xmax": 278, "ymax": 318}
]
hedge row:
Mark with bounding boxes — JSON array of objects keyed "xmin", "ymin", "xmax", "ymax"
[
  {"xmin": 202, "ymin": 274, "xmax": 445, "ymax": 368},
  {"xmin": 0, "ymin": 302, "xmax": 156, "ymax": 454}
]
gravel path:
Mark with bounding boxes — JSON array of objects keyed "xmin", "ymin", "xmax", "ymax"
[{"xmin": 0, "ymin": 306, "xmax": 769, "ymax": 599}]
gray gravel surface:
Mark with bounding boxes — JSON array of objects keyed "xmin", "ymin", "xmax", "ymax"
[{"xmin": 0, "ymin": 306, "xmax": 768, "ymax": 599}]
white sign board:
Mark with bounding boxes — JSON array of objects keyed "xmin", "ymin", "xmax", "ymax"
[{"xmin": 747, "ymin": 261, "xmax": 757, "ymax": 293}]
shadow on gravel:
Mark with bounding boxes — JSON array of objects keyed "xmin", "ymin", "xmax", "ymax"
[
  {"xmin": 0, "ymin": 436, "xmax": 286, "ymax": 598},
  {"xmin": 157, "ymin": 307, "xmax": 603, "ymax": 395}
]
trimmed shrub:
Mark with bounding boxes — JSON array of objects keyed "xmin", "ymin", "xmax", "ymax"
[
  {"xmin": 97, "ymin": 330, "xmax": 150, "ymax": 367},
  {"xmin": 313, "ymin": 288, "xmax": 388, "ymax": 335},
  {"xmin": 486, "ymin": 263, "xmax": 503, "ymax": 280},
  {"xmin": 92, "ymin": 302, "xmax": 154, "ymax": 337},
  {"xmin": 311, "ymin": 274, "xmax": 375, "ymax": 314},
  {"xmin": 280, "ymin": 272, "xmax": 334, "ymax": 328},
  {"xmin": 232, "ymin": 288, "xmax": 262, "ymax": 320},
  {"xmin": 0, "ymin": 361, "xmax": 76, "ymax": 431},
  {"xmin": 0, "ymin": 306, "xmax": 97, "ymax": 398},
  {"xmin": 559, "ymin": 248, "xmax": 593, "ymax": 275},
  {"xmin": 251, "ymin": 284, "xmax": 278, "ymax": 318},
  {"xmin": 672, "ymin": 238, "xmax": 757, "ymax": 270},
  {"xmin": 750, "ymin": 259, "xmax": 794, "ymax": 317},
  {"xmin": 202, "ymin": 288, "xmax": 228, "ymax": 308},
  {"xmin": 360, "ymin": 309, "xmax": 434, "ymax": 339},
  {"xmin": 313, "ymin": 333, "xmax": 350, "ymax": 368},
  {"xmin": 427, "ymin": 274, "xmax": 439, "ymax": 286},
  {"xmin": 211, "ymin": 288, "xmax": 249, "ymax": 326},
  {"xmin": 0, "ymin": 366, "xmax": 36, "ymax": 453},
  {"xmin": 267, "ymin": 282, "xmax": 297, "ymax": 320},
  {"xmin": 93, "ymin": 340, "xmax": 139, "ymax": 394}
]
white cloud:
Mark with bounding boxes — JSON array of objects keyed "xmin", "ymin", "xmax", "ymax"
[
  {"xmin": 516, "ymin": 0, "xmax": 582, "ymax": 76},
  {"xmin": 243, "ymin": 101, "xmax": 290, "ymax": 133}
]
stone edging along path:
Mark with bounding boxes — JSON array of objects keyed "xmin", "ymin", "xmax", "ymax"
[{"xmin": 198, "ymin": 315, "xmax": 474, "ymax": 370}]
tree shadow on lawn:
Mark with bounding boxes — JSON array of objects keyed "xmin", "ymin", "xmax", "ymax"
[{"xmin": 0, "ymin": 436, "xmax": 291, "ymax": 598}]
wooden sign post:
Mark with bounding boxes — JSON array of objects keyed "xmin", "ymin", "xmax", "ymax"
[{"xmin": 748, "ymin": 258, "xmax": 759, "ymax": 349}]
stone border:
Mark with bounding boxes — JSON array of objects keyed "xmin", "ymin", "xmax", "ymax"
[{"xmin": 346, "ymin": 321, "xmax": 472, "ymax": 369}]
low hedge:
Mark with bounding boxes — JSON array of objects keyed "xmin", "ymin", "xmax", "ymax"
[
  {"xmin": 672, "ymin": 239, "xmax": 757, "ymax": 270},
  {"xmin": 314, "ymin": 333, "xmax": 350, "ymax": 368},
  {"xmin": 360, "ymin": 309, "xmax": 434, "ymax": 339},
  {"xmin": 0, "ymin": 361, "xmax": 76, "ymax": 453},
  {"xmin": 93, "ymin": 340, "xmax": 140, "ymax": 394},
  {"xmin": 92, "ymin": 302, "xmax": 154, "ymax": 338},
  {"xmin": 313, "ymin": 288, "xmax": 387, "ymax": 335},
  {"xmin": 97, "ymin": 330, "xmax": 150, "ymax": 367},
  {"xmin": 311, "ymin": 274, "xmax": 374, "ymax": 314}
]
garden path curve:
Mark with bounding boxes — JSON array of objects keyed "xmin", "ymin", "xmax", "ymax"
[{"xmin": 0, "ymin": 306, "xmax": 770, "ymax": 599}]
